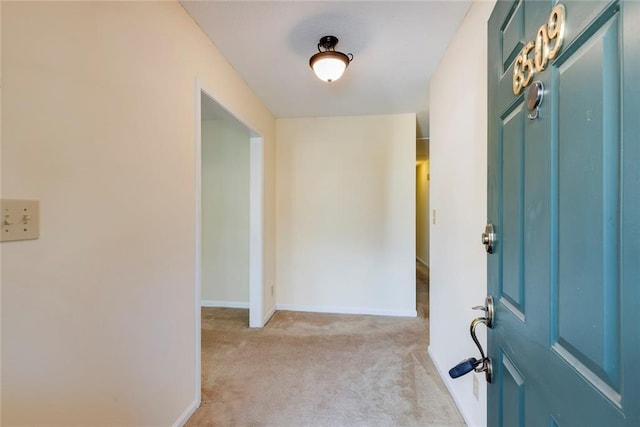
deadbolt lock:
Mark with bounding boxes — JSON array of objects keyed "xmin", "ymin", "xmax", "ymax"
[{"xmin": 482, "ymin": 224, "xmax": 496, "ymax": 254}]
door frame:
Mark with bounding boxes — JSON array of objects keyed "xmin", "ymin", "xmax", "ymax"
[{"xmin": 193, "ymin": 78, "xmax": 265, "ymax": 406}]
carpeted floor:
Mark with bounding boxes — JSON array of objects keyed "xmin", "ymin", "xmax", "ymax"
[
  {"xmin": 416, "ymin": 260, "xmax": 429, "ymax": 320},
  {"xmin": 186, "ymin": 261, "xmax": 464, "ymax": 426}
]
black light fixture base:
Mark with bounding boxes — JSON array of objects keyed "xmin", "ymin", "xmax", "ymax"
[{"xmin": 318, "ymin": 35, "xmax": 339, "ymax": 52}]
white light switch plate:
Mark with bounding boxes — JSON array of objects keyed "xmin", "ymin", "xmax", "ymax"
[{"xmin": 1, "ymin": 199, "xmax": 40, "ymax": 242}]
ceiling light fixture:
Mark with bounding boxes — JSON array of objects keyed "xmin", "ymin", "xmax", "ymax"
[{"xmin": 309, "ymin": 36, "xmax": 353, "ymax": 83}]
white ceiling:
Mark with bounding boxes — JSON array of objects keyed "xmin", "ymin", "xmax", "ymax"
[{"xmin": 181, "ymin": 1, "xmax": 472, "ymax": 139}]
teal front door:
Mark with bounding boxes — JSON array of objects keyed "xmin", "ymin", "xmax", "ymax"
[{"xmin": 487, "ymin": 0, "xmax": 639, "ymax": 425}]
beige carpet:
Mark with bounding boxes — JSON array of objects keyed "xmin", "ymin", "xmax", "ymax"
[{"xmin": 186, "ymin": 262, "xmax": 464, "ymax": 427}]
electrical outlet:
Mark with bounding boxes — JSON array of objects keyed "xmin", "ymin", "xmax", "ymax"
[
  {"xmin": 432, "ymin": 209, "xmax": 437, "ymax": 225},
  {"xmin": 473, "ymin": 373, "xmax": 479, "ymax": 400},
  {"xmin": 271, "ymin": 285, "xmax": 274, "ymax": 297}
]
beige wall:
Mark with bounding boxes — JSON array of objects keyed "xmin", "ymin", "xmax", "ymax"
[
  {"xmin": 0, "ymin": 1, "xmax": 3, "ymax": 423},
  {"xmin": 1, "ymin": 2, "xmax": 275, "ymax": 425},
  {"xmin": 428, "ymin": 1, "xmax": 495, "ymax": 426},
  {"xmin": 276, "ymin": 114, "xmax": 416, "ymax": 316},
  {"xmin": 201, "ymin": 120, "xmax": 250, "ymax": 305},
  {"xmin": 416, "ymin": 160, "xmax": 430, "ymax": 265}
]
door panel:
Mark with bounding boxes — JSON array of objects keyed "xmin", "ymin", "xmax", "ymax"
[
  {"xmin": 554, "ymin": 10, "xmax": 621, "ymax": 394},
  {"xmin": 501, "ymin": 104, "xmax": 525, "ymax": 313},
  {"xmin": 488, "ymin": 1, "xmax": 639, "ymax": 425},
  {"xmin": 501, "ymin": 0, "xmax": 524, "ymax": 74},
  {"xmin": 500, "ymin": 352, "xmax": 525, "ymax": 427}
]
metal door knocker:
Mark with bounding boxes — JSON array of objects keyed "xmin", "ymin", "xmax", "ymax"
[{"xmin": 527, "ymin": 81, "xmax": 544, "ymax": 120}]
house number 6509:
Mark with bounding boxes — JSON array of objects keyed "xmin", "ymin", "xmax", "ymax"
[{"xmin": 513, "ymin": 4, "xmax": 566, "ymax": 95}]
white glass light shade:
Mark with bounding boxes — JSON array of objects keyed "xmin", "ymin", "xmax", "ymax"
[{"xmin": 309, "ymin": 51, "xmax": 350, "ymax": 82}]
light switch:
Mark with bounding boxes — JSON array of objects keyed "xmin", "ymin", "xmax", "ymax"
[{"xmin": 1, "ymin": 199, "xmax": 40, "ymax": 242}]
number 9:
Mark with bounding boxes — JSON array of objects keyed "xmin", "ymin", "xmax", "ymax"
[{"xmin": 547, "ymin": 4, "xmax": 566, "ymax": 60}]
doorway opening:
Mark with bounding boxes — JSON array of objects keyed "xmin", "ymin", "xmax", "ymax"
[
  {"xmin": 194, "ymin": 81, "xmax": 265, "ymax": 406},
  {"xmin": 416, "ymin": 137, "xmax": 430, "ymax": 318}
]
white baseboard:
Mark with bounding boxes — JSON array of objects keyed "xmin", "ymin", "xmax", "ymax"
[
  {"xmin": 263, "ymin": 304, "xmax": 277, "ymax": 325},
  {"xmin": 416, "ymin": 256, "xmax": 429, "ymax": 267},
  {"xmin": 428, "ymin": 346, "xmax": 483, "ymax": 427},
  {"xmin": 201, "ymin": 300, "xmax": 249, "ymax": 309},
  {"xmin": 172, "ymin": 398, "xmax": 199, "ymax": 427},
  {"xmin": 276, "ymin": 304, "xmax": 417, "ymax": 318}
]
